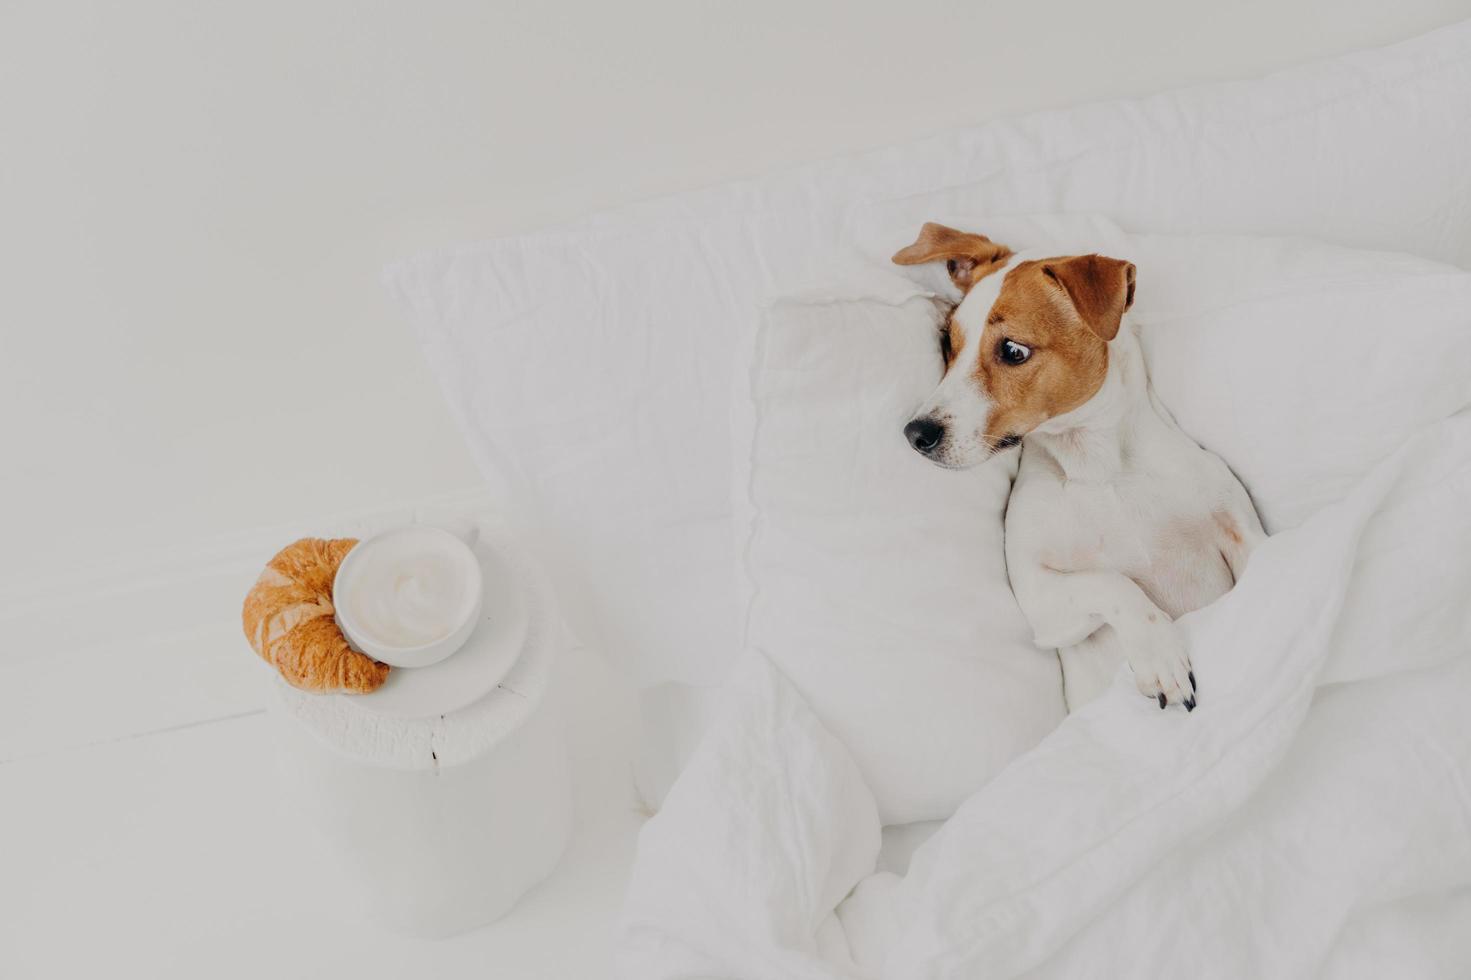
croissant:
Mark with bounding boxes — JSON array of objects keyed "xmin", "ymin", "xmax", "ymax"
[{"xmin": 241, "ymin": 537, "xmax": 390, "ymax": 694}]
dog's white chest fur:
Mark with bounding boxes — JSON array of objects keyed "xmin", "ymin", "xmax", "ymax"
[{"xmin": 1016, "ymin": 448, "xmax": 1237, "ymax": 619}]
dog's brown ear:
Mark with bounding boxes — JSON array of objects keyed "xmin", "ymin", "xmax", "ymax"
[
  {"xmin": 892, "ymin": 222, "xmax": 1013, "ymax": 290},
  {"xmin": 1040, "ymin": 254, "xmax": 1136, "ymax": 342}
]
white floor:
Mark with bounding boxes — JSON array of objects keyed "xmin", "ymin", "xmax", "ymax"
[{"xmin": 0, "ymin": 499, "xmax": 648, "ymax": 980}]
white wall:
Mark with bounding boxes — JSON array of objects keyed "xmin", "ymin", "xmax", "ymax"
[{"xmin": 4, "ymin": 0, "xmax": 1468, "ymax": 592}]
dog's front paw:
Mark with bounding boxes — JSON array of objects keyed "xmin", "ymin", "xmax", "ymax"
[{"xmin": 1128, "ymin": 620, "xmax": 1196, "ymax": 711}]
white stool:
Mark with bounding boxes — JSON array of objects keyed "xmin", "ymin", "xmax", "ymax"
[{"xmin": 268, "ymin": 515, "xmax": 572, "ymax": 938}]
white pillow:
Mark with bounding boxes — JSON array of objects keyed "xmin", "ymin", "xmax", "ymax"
[
  {"xmin": 388, "ymin": 21, "xmax": 1471, "ymax": 695},
  {"xmin": 742, "ymin": 216, "xmax": 1471, "ymax": 823},
  {"xmin": 1130, "ymin": 236, "xmax": 1471, "ymax": 532},
  {"xmin": 741, "ymin": 276, "xmax": 1064, "ymax": 824}
]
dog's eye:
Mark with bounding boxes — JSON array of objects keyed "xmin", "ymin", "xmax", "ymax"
[
  {"xmin": 939, "ymin": 323, "xmax": 954, "ymax": 364},
  {"xmin": 998, "ymin": 339, "xmax": 1032, "ymax": 365}
]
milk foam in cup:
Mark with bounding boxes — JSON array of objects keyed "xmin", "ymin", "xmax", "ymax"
[{"xmin": 333, "ymin": 524, "xmax": 484, "ymax": 669}]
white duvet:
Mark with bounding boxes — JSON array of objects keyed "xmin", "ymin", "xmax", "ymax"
[{"xmin": 619, "ymin": 413, "xmax": 1471, "ymax": 979}]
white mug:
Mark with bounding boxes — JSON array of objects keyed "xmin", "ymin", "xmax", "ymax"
[{"xmin": 333, "ymin": 523, "xmax": 484, "ymax": 668}]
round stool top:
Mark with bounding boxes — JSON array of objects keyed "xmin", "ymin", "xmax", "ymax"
[{"xmin": 271, "ymin": 508, "xmax": 563, "ymax": 770}]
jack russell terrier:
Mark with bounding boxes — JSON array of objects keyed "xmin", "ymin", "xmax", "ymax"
[{"xmin": 894, "ymin": 223, "xmax": 1265, "ymax": 712}]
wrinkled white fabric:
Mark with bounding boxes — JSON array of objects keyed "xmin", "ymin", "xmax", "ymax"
[
  {"xmin": 620, "ymin": 414, "xmax": 1471, "ymax": 979},
  {"xmin": 619, "ymin": 651, "xmax": 879, "ymax": 980}
]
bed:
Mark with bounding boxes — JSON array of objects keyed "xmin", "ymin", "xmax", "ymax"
[{"xmin": 388, "ymin": 18, "xmax": 1471, "ymax": 978}]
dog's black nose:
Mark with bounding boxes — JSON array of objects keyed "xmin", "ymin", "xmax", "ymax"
[{"xmin": 904, "ymin": 417, "xmax": 945, "ymax": 454}]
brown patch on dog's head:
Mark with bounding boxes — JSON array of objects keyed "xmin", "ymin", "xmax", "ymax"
[
  {"xmin": 966, "ymin": 254, "xmax": 1136, "ymax": 445},
  {"xmin": 893, "ymin": 222, "xmax": 1014, "ymax": 291},
  {"xmin": 898, "ymin": 221, "xmax": 1139, "ymax": 468}
]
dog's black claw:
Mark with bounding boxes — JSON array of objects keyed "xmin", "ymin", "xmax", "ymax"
[
  {"xmin": 1158, "ymin": 692, "xmax": 1168, "ymax": 710},
  {"xmin": 1189, "ymin": 671, "xmax": 1197, "ymax": 693},
  {"xmin": 1184, "ymin": 697, "xmax": 1196, "ymax": 712}
]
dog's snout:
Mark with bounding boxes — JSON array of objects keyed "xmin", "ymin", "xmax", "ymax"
[{"xmin": 904, "ymin": 417, "xmax": 945, "ymax": 455}]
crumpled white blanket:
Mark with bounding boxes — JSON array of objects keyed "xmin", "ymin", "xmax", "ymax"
[{"xmin": 619, "ymin": 414, "xmax": 1471, "ymax": 980}]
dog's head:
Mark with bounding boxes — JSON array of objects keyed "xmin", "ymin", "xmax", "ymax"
[{"xmin": 893, "ymin": 222, "xmax": 1136, "ymax": 469}]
